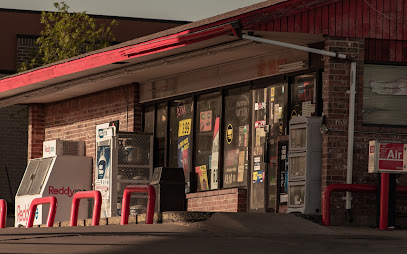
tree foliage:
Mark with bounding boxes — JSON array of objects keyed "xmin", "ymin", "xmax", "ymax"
[{"xmin": 19, "ymin": 2, "xmax": 118, "ymax": 72}]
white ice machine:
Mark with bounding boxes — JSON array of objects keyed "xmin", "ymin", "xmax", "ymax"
[{"xmin": 15, "ymin": 155, "xmax": 92, "ymax": 227}]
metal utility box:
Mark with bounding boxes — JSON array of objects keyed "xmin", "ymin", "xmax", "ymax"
[
  {"xmin": 287, "ymin": 116, "xmax": 322, "ymax": 214},
  {"xmin": 368, "ymin": 140, "xmax": 407, "ymax": 173},
  {"xmin": 15, "ymin": 155, "xmax": 92, "ymax": 227},
  {"xmin": 150, "ymin": 167, "xmax": 186, "ymax": 212}
]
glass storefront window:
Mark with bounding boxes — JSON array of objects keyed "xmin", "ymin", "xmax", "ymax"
[
  {"xmin": 143, "ymin": 105, "xmax": 154, "ymax": 134},
  {"xmin": 194, "ymin": 93, "xmax": 221, "ymax": 191},
  {"xmin": 155, "ymin": 103, "xmax": 167, "ymax": 168},
  {"xmin": 223, "ymin": 87, "xmax": 250, "ymax": 188},
  {"xmin": 291, "ymin": 73, "xmax": 316, "ymax": 118},
  {"xmin": 169, "ymin": 98, "xmax": 193, "ymax": 192}
]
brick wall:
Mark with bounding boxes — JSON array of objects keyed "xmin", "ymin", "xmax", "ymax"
[
  {"xmin": 186, "ymin": 188, "xmax": 247, "ymax": 212},
  {"xmin": 28, "ymin": 83, "xmax": 141, "ymax": 177},
  {"xmin": 0, "ymin": 105, "xmax": 28, "ymax": 211},
  {"xmin": 16, "ymin": 36, "xmax": 39, "ymax": 70},
  {"xmin": 322, "ymin": 37, "xmax": 370, "ymax": 224},
  {"xmin": 323, "ymin": 37, "xmax": 407, "ymax": 225},
  {"xmin": 28, "ymin": 104, "xmax": 45, "ymax": 159}
]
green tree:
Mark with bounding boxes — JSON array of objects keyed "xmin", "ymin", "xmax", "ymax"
[{"xmin": 19, "ymin": 2, "xmax": 118, "ymax": 72}]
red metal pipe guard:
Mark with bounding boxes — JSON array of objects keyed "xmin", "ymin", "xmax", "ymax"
[
  {"xmin": 379, "ymin": 173, "xmax": 390, "ymax": 230},
  {"xmin": 322, "ymin": 183, "xmax": 377, "ymax": 226},
  {"xmin": 26, "ymin": 196, "xmax": 57, "ymax": 228},
  {"xmin": 120, "ymin": 185, "xmax": 156, "ymax": 225},
  {"xmin": 70, "ymin": 191, "xmax": 102, "ymax": 227},
  {"xmin": 0, "ymin": 200, "xmax": 6, "ymax": 228}
]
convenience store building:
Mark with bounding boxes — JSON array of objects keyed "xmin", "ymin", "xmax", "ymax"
[{"xmin": 2, "ymin": 0, "xmax": 407, "ymax": 225}]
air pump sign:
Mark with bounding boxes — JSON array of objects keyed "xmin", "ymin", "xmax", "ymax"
[{"xmin": 368, "ymin": 140, "xmax": 407, "ymax": 173}]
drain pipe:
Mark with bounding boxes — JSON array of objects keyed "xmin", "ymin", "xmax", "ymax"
[
  {"xmin": 240, "ymin": 33, "xmax": 356, "ymax": 211},
  {"xmin": 346, "ymin": 62, "xmax": 357, "ymax": 210}
]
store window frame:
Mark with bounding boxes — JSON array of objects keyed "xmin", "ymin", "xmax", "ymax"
[
  {"xmin": 287, "ymin": 69, "xmax": 324, "ymax": 129},
  {"xmin": 141, "ymin": 69, "xmax": 323, "ymax": 194}
]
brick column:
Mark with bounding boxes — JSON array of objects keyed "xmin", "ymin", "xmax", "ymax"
[
  {"xmin": 322, "ymin": 37, "xmax": 364, "ymax": 190},
  {"xmin": 28, "ymin": 104, "xmax": 45, "ymax": 159},
  {"xmin": 133, "ymin": 83, "xmax": 142, "ymax": 132}
]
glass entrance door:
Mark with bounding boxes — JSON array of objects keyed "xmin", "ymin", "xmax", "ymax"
[
  {"xmin": 267, "ymin": 83, "xmax": 288, "ymax": 212},
  {"xmin": 250, "ymin": 84, "xmax": 288, "ymax": 212},
  {"xmin": 250, "ymin": 87, "xmax": 269, "ymax": 211}
]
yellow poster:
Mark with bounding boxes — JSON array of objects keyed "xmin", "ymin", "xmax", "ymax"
[
  {"xmin": 196, "ymin": 165, "xmax": 209, "ymax": 191},
  {"xmin": 238, "ymin": 151, "xmax": 245, "ymax": 182},
  {"xmin": 178, "ymin": 119, "xmax": 191, "ymax": 137}
]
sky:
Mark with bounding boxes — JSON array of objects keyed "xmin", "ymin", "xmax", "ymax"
[{"xmin": 0, "ymin": 0, "xmax": 266, "ymax": 21}]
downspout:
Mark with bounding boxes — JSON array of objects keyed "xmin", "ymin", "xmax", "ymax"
[
  {"xmin": 240, "ymin": 32, "xmax": 356, "ymax": 211},
  {"xmin": 346, "ymin": 62, "xmax": 357, "ymax": 210}
]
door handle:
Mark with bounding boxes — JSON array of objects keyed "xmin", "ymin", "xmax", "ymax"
[{"xmin": 263, "ymin": 142, "xmax": 269, "ymax": 163}]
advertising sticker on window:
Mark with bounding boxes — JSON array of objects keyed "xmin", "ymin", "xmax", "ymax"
[
  {"xmin": 178, "ymin": 119, "xmax": 191, "ymax": 137},
  {"xmin": 200, "ymin": 111, "xmax": 212, "ymax": 132}
]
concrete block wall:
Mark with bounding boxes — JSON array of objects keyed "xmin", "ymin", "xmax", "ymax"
[
  {"xmin": 186, "ymin": 188, "xmax": 247, "ymax": 212},
  {"xmin": 0, "ymin": 105, "xmax": 28, "ymax": 211}
]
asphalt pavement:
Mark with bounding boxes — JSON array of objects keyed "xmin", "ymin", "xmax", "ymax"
[{"xmin": 0, "ymin": 213, "xmax": 406, "ymax": 254}]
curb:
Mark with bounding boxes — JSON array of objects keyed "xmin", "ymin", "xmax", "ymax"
[{"xmin": 32, "ymin": 211, "xmax": 214, "ymax": 228}]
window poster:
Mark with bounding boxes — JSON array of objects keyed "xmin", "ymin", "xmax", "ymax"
[
  {"xmin": 178, "ymin": 119, "xmax": 191, "ymax": 137},
  {"xmin": 270, "ymin": 87, "xmax": 275, "ymax": 102},
  {"xmin": 253, "ymin": 171, "xmax": 265, "ymax": 184},
  {"xmin": 196, "ymin": 165, "xmax": 209, "ymax": 191},
  {"xmin": 255, "ymin": 120, "xmax": 266, "ymax": 129},
  {"xmin": 301, "ymin": 101, "xmax": 315, "ymax": 117},
  {"xmin": 177, "ymin": 136, "xmax": 189, "ymax": 176},
  {"xmin": 200, "ymin": 110, "xmax": 212, "ymax": 132},
  {"xmin": 211, "ymin": 117, "xmax": 220, "ymax": 190},
  {"xmin": 238, "ymin": 125, "xmax": 249, "ymax": 147},
  {"xmin": 225, "ymin": 149, "xmax": 239, "ymax": 167},
  {"xmin": 254, "ymin": 156, "xmax": 261, "ymax": 171},
  {"xmin": 238, "ymin": 151, "xmax": 245, "ymax": 182},
  {"xmin": 224, "ymin": 168, "xmax": 237, "ymax": 186},
  {"xmin": 226, "ymin": 124, "xmax": 233, "ymax": 144},
  {"xmin": 274, "ymin": 104, "xmax": 280, "ymax": 123},
  {"xmin": 224, "ymin": 149, "xmax": 238, "ymax": 187},
  {"xmin": 238, "ymin": 125, "xmax": 248, "ymax": 147},
  {"xmin": 96, "ymin": 144, "xmax": 111, "ymax": 201}
]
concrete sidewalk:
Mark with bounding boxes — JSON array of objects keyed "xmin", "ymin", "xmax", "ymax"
[{"xmin": 1, "ymin": 213, "xmax": 406, "ymax": 254}]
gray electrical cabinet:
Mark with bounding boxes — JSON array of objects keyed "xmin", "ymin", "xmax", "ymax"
[{"xmin": 287, "ymin": 116, "xmax": 322, "ymax": 214}]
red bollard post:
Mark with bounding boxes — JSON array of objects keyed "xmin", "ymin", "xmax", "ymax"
[
  {"xmin": 70, "ymin": 191, "xmax": 102, "ymax": 227},
  {"xmin": 120, "ymin": 185, "xmax": 156, "ymax": 225},
  {"xmin": 322, "ymin": 183, "xmax": 377, "ymax": 226},
  {"xmin": 26, "ymin": 196, "xmax": 57, "ymax": 228},
  {"xmin": 379, "ymin": 173, "xmax": 390, "ymax": 230},
  {"xmin": 0, "ymin": 199, "xmax": 7, "ymax": 228}
]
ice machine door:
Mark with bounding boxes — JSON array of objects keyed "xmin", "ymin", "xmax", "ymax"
[
  {"xmin": 16, "ymin": 157, "xmax": 54, "ymax": 196},
  {"xmin": 16, "ymin": 159, "xmax": 40, "ymax": 196},
  {"xmin": 28, "ymin": 157, "xmax": 53, "ymax": 195}
]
